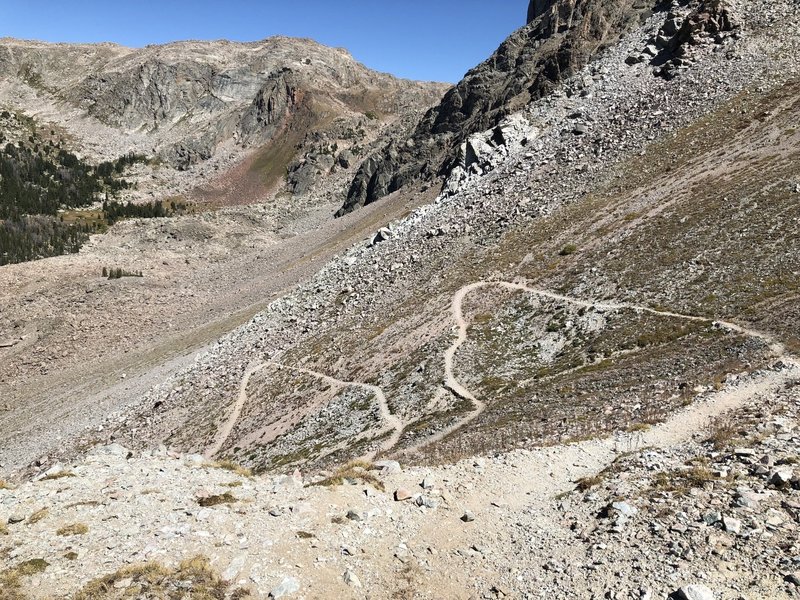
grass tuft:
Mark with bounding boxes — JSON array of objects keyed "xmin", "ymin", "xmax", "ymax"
[
  {"xmin": 651, "ymin": 465, "xmax": 715, "ymax": 496},
  {"xmin": 197, "ymin": 493, "xmax": 237, "ymax": 508},
  {"xmin": 204, "ymin": 460, "xmax": 253, "ymax": 477},
  {"xmin": 27, "ymin": 508, "xmax": 49, "ymax": 525},
  {"xmin": 40, "ymin": 471, "xmax": 76, "ymax": 482},
  {"xmin": 56, "ymin": 523, "xmax": 89, "ymax": 536},
  {"xmin": 73, "ymin": 555, "xmax": 248, "ymax": 600},
  {"xmin": 311, "ymin": 460, "xmax": 385, "ymax": 492},
  {"xmin": 705, "ymin": 417, "xmax": 742, "ymax": 450},
  {"xmin": 575, "ymin": 475, "xmax": 603, "ymax": 492}
]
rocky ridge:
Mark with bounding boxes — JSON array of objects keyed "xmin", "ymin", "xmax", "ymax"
[
  {"xmin": 0, "ymin": 36, "xmax": 448, "ymax": 203},
  {"xmin": 338, "ymin": 0, "xmax": 658, "ymax": 215}
]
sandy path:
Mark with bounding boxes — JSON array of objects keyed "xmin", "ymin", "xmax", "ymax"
[
  {"xmin": 205, "ymin": 361, "xmax": 404, "ymax": 460},
  {"xmin": 208, "ymin": 279, "xmax": 792, "ymax": 461}
]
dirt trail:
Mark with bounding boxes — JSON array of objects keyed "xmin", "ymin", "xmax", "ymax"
[
  {"xmin": 206, "ymin": 361, "xmax": 404, "ymax": 460},
  {"xmin": 207, "ymin": 279, "xmax": 793, "ymax": 461},
  {"xmin": 204, "ymin": 362, "xmax": 270, "ymax": 460}
]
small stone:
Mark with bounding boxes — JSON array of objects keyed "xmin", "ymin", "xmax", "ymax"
[
  {"xmin": 8, "ymin": 515, "xmax": 24, "ymax": 524},
  {"xmin": 43, "ymin": 463, "xmax": 66, "ymax": 478},
  {"xmin": 702, "ymin": 511, "xmax": 722, "ymax": 526},
  {"xmin": 771, "ymin": 468, "xmax": 794, "ymax": 486},
  {"xmin": 461, "ymin": 511, "xmax": 475, "ymax": 523},
  {"xmin": 723, "ymin": 516, "xmax": 742, "ymax": 535},
  {"xmin": 765, "ymin": 509, "xmax": 786, "ymax": 527},
  {"xmin": 573, "ymin": 123, "xmax": 589, "ymax": 135},
  {"xmin": 269, "ymin": 508, "xmax": 283, "ymax": 517},
  {"xmin": 674, "ymin": 584, "xmax": 714, "ymax": 600},
  {"xmin": 416, "ymin": 496, "xmax": 440, "ymax": 509},
  {"xmin": 642, "ymin": 43, "xmax": 659, "ymax": 57},
  {"xmin": 344, "ymin": 570, "xmax": 362, "ymax": 587},
  {"xmin": 394, "ymin": 488, "xmax": 413, "ymax": 501},
  {"xmin": 735, "ymin": 448, "xmax": 757, "ymax": 457},
  {"xmin": 370, "ymin": 228, "xmax": 393, "ymax": 246},
  {"xmin": 270, "ymin": 576, "xmax": 300, "ymax": 598},
  {"xmin": 346, "ymin": 510, "xmax": 362, "ymax": 522},
  {"xmin": 611, "ymin": 501, "xmax": 638, "ymax": 518},
  {"xmin": 222, "ymin": 554, "xmax": 247, "ymax": 582},
  {"xmin": 421, "ymin": 476, "xmax": 435, "ymax": 490},
  {"xmin": 374, "ymin": 460, "xmax": 402, "ymax": 474},
  {"xmin": 113, "ymin": 577, "xmax": 133, "ymax": 590}
]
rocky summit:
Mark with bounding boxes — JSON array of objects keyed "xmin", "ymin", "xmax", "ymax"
[{"xmin": 2, "ymin": 0, "xmax": 800, "ymax": 598}]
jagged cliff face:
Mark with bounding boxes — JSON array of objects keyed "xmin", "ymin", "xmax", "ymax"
[
  {"xmin": 337, "ymin": 0, "xmax": 653, "ymax": 215},
  {"xmin": 0, "ymin": 37, "xmax": 448, "ymax": 171}
]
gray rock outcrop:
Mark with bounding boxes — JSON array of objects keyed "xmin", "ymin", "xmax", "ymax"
[{"xmin": 337, "ymin": 0, "xmax": 655, "ymax": 216}]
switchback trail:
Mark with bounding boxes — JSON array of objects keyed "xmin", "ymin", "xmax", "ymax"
[{"xmin": 206, "ymin": 279, "xmax": 791, "ymax": 461}]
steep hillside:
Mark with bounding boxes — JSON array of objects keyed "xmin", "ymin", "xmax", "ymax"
[
  {"xmin": 338, "ymin": 0, "xmax": 658, "ymax": 215},
  {"xmin": 98, "ymin": 0, "xmax": 800, "ymax": 474}
]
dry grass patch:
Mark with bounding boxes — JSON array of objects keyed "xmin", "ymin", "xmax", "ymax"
[
  {"xmin": 626, "ymin": 423, "xmax": 652, "ymax": 433},
  {"xmin": 312, "ymin": 460, "xmax": 385, "ymax": 492},
  {"xmin": 0, "ymin": 522, "xmax": 8, "ymax": 536},
  {"xmin": 1, "ymin": 558, "xmax": 50, "ymax": 599},
  {"xmin": 651, "ymin": 465, "xmax": 716, "ymax": 496},
  {"xmin": 65, "ymin": 500, "xmax": 102, "ymax": 510},
  {"xmin": 73, "ymin": 555, "xmax": 250, "ymax": 600},
  {"xmin": 0, "ymin": 480, "xmax": 14, "ymax": 490},
  {"xmin": 0, "ymin": 570, "xmax": 27, "ymax": 600},
  {"xmin": 197, "ymin": 493, "xmax": 237, "ymax": 508},
  {"xmin": 26, "ymin": 509, "xmax": 48, "ymax": 525},
  {"xmin": 574, "ymin": 474, "xmax": 604, "ymax": 492},
  {"xmin": 205, "ymin": 460, "xmax": 253, "ymax": 477},
  {"xmin": 11, "ymin": 559, "xmax": 49, "ymax": 577},
  {"xmin": 40, "ymin": 471, "xmax": 76, "ymax": 482},
  {"xmin": 56, "ymin": 523, "xmax": 89, "ymax": 536},
  {"xmin": 705, "ymin": 417, "xmax": 743, "ymax": 450}
]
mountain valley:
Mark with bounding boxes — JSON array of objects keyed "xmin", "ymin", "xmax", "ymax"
[{"xmin": 2, "ymin": 0, "xmax": 800, "ymax": 598}]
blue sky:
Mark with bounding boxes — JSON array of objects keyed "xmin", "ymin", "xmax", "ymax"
[{"xmin": 0, "ymin": 1, "xmax": 528, "ymax": 83}]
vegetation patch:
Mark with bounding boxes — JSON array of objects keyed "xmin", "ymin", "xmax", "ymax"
[
  {"xmin": 26, "ymin": 508, "xmax": 49, "ymax": 525},
  {"xmin": 73, "ymin": 555, "xmax": 250, "ymax": 600},
  {"xmin": 204, "ymin": 460, "xmax": 253, "ymax": 478},
  {"xmin": 311, "ymin": 460, "xmax": 385, "ymax": 492},
  {"xmin": 650, "ymin": 464, "xmax": 716, "ymax": 496},
  {"xmin": 704, "ymin": 417, "xmax": 744, "ymax": 450},
  {"xmin": 56, "ymin": 523, "xmax": 89, "ymax": 536},
  {"xmin": 1, "ymin": 557, "xmax": 50, "ymax": 597},
  {"xmin": 197, "ymin": 493, "xmax": 237, "ymax": 508},
  {"xmin": 102, "ymin": 267, "xmax": 144, "ymax": 280},
  {"xmin": 40, "ymin": 471, "xmax": 76, "ymax": 481}
]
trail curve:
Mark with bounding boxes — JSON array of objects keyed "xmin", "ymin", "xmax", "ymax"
[{"xmin": 207, "ymin": 279, "xmax": 791, "ymax": 461}]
